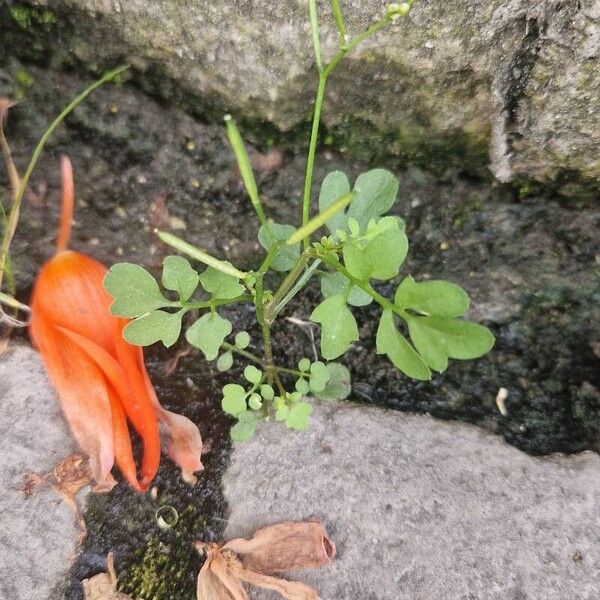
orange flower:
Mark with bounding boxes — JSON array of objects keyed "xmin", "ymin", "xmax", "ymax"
[{"xmin": 29, "ymin": 156, "xmax": 203, "ymax": 492}]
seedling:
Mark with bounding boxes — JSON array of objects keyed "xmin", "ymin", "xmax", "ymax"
[{"xmin": 104, "ymin": 0, "xmax": 495, "ymax": 441}]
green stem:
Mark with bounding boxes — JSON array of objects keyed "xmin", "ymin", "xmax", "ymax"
[
  {"xmin": 264, "ymin": 250, "xmax": 311, "ymax": 322},
  {"xmin": 308, "ymin": 0, "xmax": 323, "ymax": 72},
  {"xmin": 221, "ymin": 341, "xmax": 263, "ymax": 365},
  {"xmin": 220, "ymin": 343, "xmax": 304, "ymax": 378},
  {"xmin": 0, "ymin": 64, "xmax": 129, "ymax": 293},
  {"xmin": 324, "ymin": 16, "xmax": 393, "ymax": 77},
  {"xmin": 301, "ymin": 73, "xmax": 327, "ymax": 249},
  {"xmin": 300, "ymin": 10, "xmax": 394, "ymax": 249},
  {"xmin": 271, "ymin": 258, "xmax": 321, "ymax": 319},
  {"xmin": 184, "ymin": 294, "xmax": 252, "ymax": 310},
  {"xmin": 318, "ymin": 251, "xmax": 409, "ymax": 320},
  {"xmin": 331, "ymin": 0, "xmax": 348, "ymax": 43},
  {"xmin": 254, "ymin": 243, "xmax": 282, "ymax": 372}
]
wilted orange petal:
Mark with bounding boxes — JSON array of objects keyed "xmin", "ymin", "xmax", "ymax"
[
  {"xmin": 58, "ymin": 325, "xmax": 155, "ymax": 491},
  {"xmin": 107, "ymin": 387, "xmax": 143, "ymax": 493},
  {"xmin": 112, "ymin": 319, "xmax": 161, "ymax": 487},
  {"xmin": 139, "ymin": 349, "xmax": 204, "ymax": 480},
  {"xmin": 29, "ymin": 307, "xmax": 116, "ymax": 492}
]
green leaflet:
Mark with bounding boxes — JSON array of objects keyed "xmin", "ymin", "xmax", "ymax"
[
  {"xmin": 319, "ymin": 171, "xmax": 351, "ymax": 235},
  {"xmin": 104, "ymin": 263, "xmax": 176, "ymax": 317},
  {"xmin": 310, "ymin": 294, "xmax": 359, "ymax": 360},
  {"xmin": 375, "ymin": 309, "xmax": 431, "ymax": 380},
  {"xmin": 347, "ymin": 169, "xmax": 399, "ymax": 232},
  {"xmin": 199, "ymin": 266, "xmax": 245, "ymax": 299},
  {"xmin": 123, "ymin": 309, "xmax": 185, "ymax": 348},
  {"xmin": 342, "ymin": 218, "xmax": 408, "ymax": 282},
  {"xmin": 186, "ymin": 311, "xmax": 232, "ymax": 360},
  {"xmin": 395, "ymin": 275, "xmax": 469, "ymax": 317},
  {"xmin": 222, "ymin": 383, "xmax": 247, "ymax": 416},
  {"xmin": 318, "ymin": 169, "xmax": 400, "ymax": 236},
  {"xmin": 320, "ymin": 271, "xmax": 372, "ymax": 306},
  {"xmin": 314, "ymin": 362, "xmax": 352, "ymax": 400},
  {"xmin": 162, "ymin": 255, "xmax": 199, "ymax": 302},
  {"xmin": 258, "ymin": 223, "xmax": 300, "ymax": 271},
  {"xmin": 407, "ymin": 314, "xmax": 495, "ymax": 372}
]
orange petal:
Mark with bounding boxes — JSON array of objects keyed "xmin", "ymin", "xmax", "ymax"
[
  {"xmin": 57, "ymin": 324, "xmax": 156, "ymax": 491},
  {"xmin": 107, "ymin": 386, "xmax": 143, "ymax": 492},
  {"xmin": 112, "ymin": 320, "xmax": 161, "ymax": 487},
  {"xmin": 29, "ymin": 308, "xmax": 116, "ymax": 492},
  {"xmin": 138, "ymin": 347, "xmax": 204, "ymax": 480}
]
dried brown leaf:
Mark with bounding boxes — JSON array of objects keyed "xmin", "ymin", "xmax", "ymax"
[
  {"xmin": 196, "ymin": 519, "xmax": 335, "ymax": 600},
  {"xmin": 22, "ymin": 453, "xmax": 92, "ymax": 535}
]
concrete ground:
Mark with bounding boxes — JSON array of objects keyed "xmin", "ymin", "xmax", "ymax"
[
  {"xmin": 0, "ymin": 344, "xmax": 87, "ymax": 600},
  {"xmin": 223, "ymin": 401, "xmax": 600, "ymax": 600}
]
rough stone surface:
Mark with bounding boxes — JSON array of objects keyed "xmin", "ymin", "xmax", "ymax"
[
  {"xmin": 0, "ymin": 344, "xmax": 86, "ymax": 600},
  {"xmin": 223, "ymin": 401, "xmax": 600, "ymax": 599},
  {"xmin": 11, "ymin": 0, "xmax": 600, "ymax": 183}
]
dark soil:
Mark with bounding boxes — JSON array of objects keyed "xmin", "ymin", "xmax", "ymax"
[{"xmin": 1, "ymin": 59, "xmax": 599, "ymax": 599}]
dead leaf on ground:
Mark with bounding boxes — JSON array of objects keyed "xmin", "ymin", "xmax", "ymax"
[
  {"xmin": 82, "ymin": 553, "xmax": 133, "ymax": 600},
  {"xmin": 23, "ymin": 453, "xmax": 92, "ymax": 535},
  {"xmin": 195, "ymin": 519, "xmax": 335, "ymax": 600}
]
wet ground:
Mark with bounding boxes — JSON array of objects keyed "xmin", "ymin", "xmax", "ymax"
[{"xmin": 1, "ymin": 62, "xmax": 599, "ymax": 599}]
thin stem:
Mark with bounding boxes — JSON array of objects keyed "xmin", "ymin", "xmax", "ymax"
[
  {"xmin": 301, "ymin": 73, "xmax": 327, "ymax": 248},
  {"xmin": 301, "ymin": 10, "xmax": 394, "ymax": 249},
  {"xmin": 184, "ymin": 294, "xmax": 252, "ymax": 310},
  {"xmin": 271, "ymin": 258, "xmax": 321, "ymax": 318},
  {"xmin": 331, "ymin": 0, "xmax": 347, "ymax": 44},
  {"xmin": 324, "ymin": 15, "xmax": 393, "ymax": 76},
  {"xmin": 275, "ymin": 366, "xmax": 306, "ymax": 377},
  {"xmin": 221, "ymin": 341, "xmax": 263, "ymax": 365},
  {"xmin": 264, "ymin": 250, "xmax": 311, "ymax": 322},
  {"xmin": 308, "ymin": 0, "xmax": 323, "ymax": 73},
  {"xmin": 254, "ymin": 243, "xmax": 282, "ymax": 372},
  {"xmin": 221, "ymin": 342, "xmax": 304, "ymax": 379},
  {"xmin": 317, "ymin": 250, "xmax": 409, "ymax": 320},
  {"xmin": 0, "ymin": 64, "xmax": 129, "ymax": 293}
]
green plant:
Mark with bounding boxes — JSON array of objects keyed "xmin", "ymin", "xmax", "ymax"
[{"xmin": 104, "ymin": 0, "xmax": 495, "ymax": 441}]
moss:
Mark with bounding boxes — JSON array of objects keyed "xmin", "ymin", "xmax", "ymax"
[
  {"xmin": 123, "ymin": 517, "xmax": 200, "ymax": 600},
  {"xmin": 9, "ymin": 3, "xmax": 55, "ymax": 30}
]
